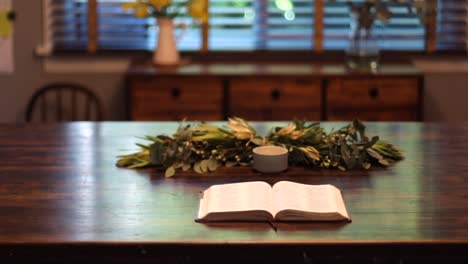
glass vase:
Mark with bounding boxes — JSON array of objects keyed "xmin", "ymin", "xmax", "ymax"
[{"xmin": 345, "ymin": 11, "xmax": 380, "ymax": 72}]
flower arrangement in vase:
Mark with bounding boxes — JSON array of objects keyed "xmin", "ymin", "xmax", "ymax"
[
  {"xmin": 329, "ymin": 0, "xmax": 435, "ymax": 72},
  {"xmin": 123, "ymin": 0, "xmax": 208, "ymax": 65}
]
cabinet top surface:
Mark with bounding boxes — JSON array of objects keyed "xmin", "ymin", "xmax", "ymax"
[
  {"xmin": 127, "ymin": 61, "xmax": 422, "ymax": 77},
  {"xmin": 0, "ymin": 122, "xmax": 466, "ymax": 245}
]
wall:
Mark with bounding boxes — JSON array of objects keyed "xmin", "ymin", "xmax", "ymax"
[
  {"xmin": 0, "ymin": 0, "xmax": 126, "ymax": 123},
  {"xmin": 424, "ymin": 74, "xmax": 468, "ymax": 122},
  {"xmin": 0, "ymin": 1, "xmax": 466, "ymax": 123}
]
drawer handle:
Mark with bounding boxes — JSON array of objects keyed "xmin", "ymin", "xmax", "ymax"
[
  {"xmin": 271, "ymin": 88, "xmax": 281, "ymax": 100},
  {"xmin": 369, "ymin": 86, "xmax": 379, "ymax": 99},
  {"xmin": 171, "ymin": 87, "xmax": 181, "ymax": 98}
]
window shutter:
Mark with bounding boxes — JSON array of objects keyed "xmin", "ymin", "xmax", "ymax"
[
  {"xmin": 324, "ymin": 0, "xmax": 425, "ymax": 50},
  {"xmin": 437, "ymin": 0, "xmax": 468, "ymax": 51}
]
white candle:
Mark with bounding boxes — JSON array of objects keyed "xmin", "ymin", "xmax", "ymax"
[{"xmin": 253, "ymin": 146, "xmax": 288, "ymax": 173}]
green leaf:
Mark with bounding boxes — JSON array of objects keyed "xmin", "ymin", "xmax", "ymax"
[
  {"xmin": 194, "ymin": 162, "xmax": 203, "ymax": 174},
  {"xmin": 200, "ymin": 159, "xmax": 209, "ymax": 173},
  {"xmin": 362, "ymin": 162, "xmax": 371, "ymax": 170},
  {"xmin": 365, "ymin": 136, "xmax": 380, "ymax": 148},
  {"xmin": 165, "ymin": 166, "xmax": 176, "ymax": 178},
  {"xmin": 353, "ymin": 119, "xmax": 366, "ymax": 139},
  {"xmin": 207, "ymin": 159, "xmax": 218, "ymax": 172},
  {"xmin": 116, "ymin": 157, "xmax": 132, "ymax": 167},
  {"xmin": 136, "ymin": 143, "xmax": 150, "ymax": 150},
  {"xmin": 149, "ymin": 142, "xmax": 164, "ymax": 166},
  {"xmin": 379, "ymin": 159, "xmax": 390, "ymax": 166},
  {"xmin": 251, "ymin": 136, "xmax": 264, "ymax": 146},
  {"xmin": 144, "ymin": 135, "xmax": 163, "ymax": 142},
  {"xmin": 128, "ymin": 161, "xmax": 150, "ymax": 169},
  {"xmin": 367, "ymin": 148, "xmax": 384, "ymax": 161},
  {"xmin": 225, "ymin": 161, "xmax": 236, "ymax": 167},
  {"xmin": 182, "ymin": 163, "xmax": 191, "ymax": 171}
]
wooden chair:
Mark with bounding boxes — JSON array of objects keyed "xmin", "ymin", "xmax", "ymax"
[{"xmin": 25, "ymin": 83, "xmax": 103, "ymax": 122}]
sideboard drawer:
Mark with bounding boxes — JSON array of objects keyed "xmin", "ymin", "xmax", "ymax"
[
  {"xmin": 129, "ymin": 77, "xmax": 223, "ymax": 121},
  {"xmin": 327, "ymin": 78, "xmax": 420, "ymax": 121},
  {"xmin": 230, "ymin": 78, "xmax": 321, "ymax": 120}
]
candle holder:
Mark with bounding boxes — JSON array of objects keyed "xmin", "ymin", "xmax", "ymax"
[{"xmin": 253, "ymin": 146, "xmax": 288, "ymax": 173}]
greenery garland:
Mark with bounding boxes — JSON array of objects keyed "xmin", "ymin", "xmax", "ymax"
[{"xmin": 116, "ymin": 118, "xmax": 404, "ymax": 177}]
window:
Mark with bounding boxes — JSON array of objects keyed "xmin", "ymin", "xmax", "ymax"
[
  {"xmin": 209, "ymin": 0, "xmax": 314, "ymax": 50},
  {"xmin": 437, "ymin": 0, "xmax": 468, "ymax": 51},
  {"xmin": 324, "ymin": 0, "xmax": 425, "ymax": 50},
  {"xmin": 42, "ymin": 0, "xmax": 468, "ymax": 53},
  {"xmin": 48, "ymin": 0, "xmax": 88, "ymax": 50}
]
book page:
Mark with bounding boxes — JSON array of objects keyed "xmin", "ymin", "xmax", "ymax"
[
  {"xmin": 198, "ymin": 181, "xmax": 273, "ymax": 220},
  {"xmin": 272, "ymin": 181, "xmax": 347, "ymax": 219}
]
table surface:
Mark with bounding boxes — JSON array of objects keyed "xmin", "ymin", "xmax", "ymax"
[
  {"xmin": 0, "ymin": 122, "xmax": 467, "ymax": 250},
  {"xmin": 127, "ymin": 61, "xmax": 422, "ymax": 77}
]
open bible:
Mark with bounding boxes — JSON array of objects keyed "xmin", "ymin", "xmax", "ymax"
[{"xmin": 196, "ymin": 181, "xmax": 350, "ymax": 222}]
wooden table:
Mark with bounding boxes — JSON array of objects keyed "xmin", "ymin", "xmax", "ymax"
[{"xmin": 0, "ymin": 122, "xmax": 467, "ymax": 263}]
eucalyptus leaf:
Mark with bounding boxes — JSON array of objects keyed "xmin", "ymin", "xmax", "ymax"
[
  {"xmin": 362, "ymin": 162, "xmax": 371, "ymax": 170},
  {"xmin": 367, "ymin": 148, "xmax": 384, "ymax": 161},
  {"xmin": 128, "ymin": 161, "xmax": 150, "ymax": 169},
  {"xmin": 200, "ymin": 159, "xmax": 209, "ymax": 173},
  {"xmin": 207, "ymin": 159, "xmax": 218, "ymax": 172},
  {"xmin": 379, "ymin": 159, "xmax": 390, "ymax": 166},
  {"xmin": 194, "ymin": 162, "xmax": 203, "ymax": 174},
  {"xmin": 182, "ymin": 163, "xmax": 191, "ymax": 171},
  {"xmin": 251, "ymin": 137, "xmax": 264, "ymax": 146},
  {"xmin": 149, "ymin": 142, "xmax": 164, "ymax": 166},
  {"xmin": 225, "ymin": 161, "xmax": 236, "ymax": 167},
  {"xmin": 165, "ymin": 166, "xmax": 176, "ymax": 178},
  {"xmin": 136, "ymin": 143, "xmax": 150, "ymax": 150}
]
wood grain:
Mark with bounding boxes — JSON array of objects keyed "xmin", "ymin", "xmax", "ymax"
[
  {"xmin": 230, "ymin": 78, "xmax": 321, "ymax": 120},
  {"xmin": 129, "ymin": 77, "xmax": 223, "ymax": 121},
  {"xmin": 127, "ymin": 61, "xmax": 422, "ymax": 78},
  {"xmin": 0, "ymin": 122, "xmax": 467, "ymax": 261},
  {"xmin": 425, "ymin": 0, "xmax": 438, "ymax": 53},
  {"xmin": 87, "ymin": 0, "xmax": 98, "ymax": 53},
  {"xmin": 314, "ymin": 0, "xmax": 324, "ymax": 53},
  {"xmin": 327, "ymin": 78, "xmax": 420, "ymax": 121},
  {"xmin": 127, "ymin": 62, "xmax": 423, "ymax": 122}
]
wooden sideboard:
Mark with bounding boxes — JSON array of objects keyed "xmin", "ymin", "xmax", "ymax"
[{"xmin": 126, "ymin": 61, "xmax": 423, "ymax": 121}]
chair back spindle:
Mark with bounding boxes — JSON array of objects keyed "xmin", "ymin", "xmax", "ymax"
[{"xmin": 26, "ymin": 83, "xmax": 103, "ymax": 122}]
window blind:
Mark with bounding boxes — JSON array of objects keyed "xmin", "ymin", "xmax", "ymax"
[
  {"xmin": 49, "ymin": 0, "xmax": 88, "ymax": 50},
  {"xmin": 47, "ymin": 0, "xmax": 200, "ymax": 51},
  {"xmin": 209, "ymin": 0, "xmax": 255, "ymax": 50},
  {"xmin": 437, "ymin": 0, "xmax": 468, "ymax": 51},
  {"xmin": 44, "ymin": 0, "xmax": 468, "ymax": 53},
  {"xmin": 264, "ymin": 0, "xmax": 314, "ymax": 50},
  {"xmin": 324, "ymin": 0, "xmax": 425, "ymax": 50},
  {"xmin": 209, "ymin": 0, "xmax": 314, "ymax": 50},
  {"xmin": 98, "ymin": 0, "xmax": 200, "ymax": 50}
]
